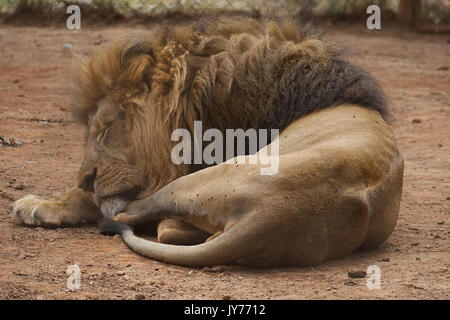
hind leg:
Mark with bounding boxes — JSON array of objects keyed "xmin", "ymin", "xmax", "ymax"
[
  {"xmin": 157, "ymin": 219, "xmax": 210, "ymax": 245},
  {"xmin": 113, "ymin": 156, "xmax": 260, "ymax": 230},
  {"xmin": 9, "ymin": 187, "xmax": 102, "ymax": 227}
]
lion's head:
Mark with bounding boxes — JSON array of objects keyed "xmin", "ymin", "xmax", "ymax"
[
  {"xmin": 73, "ymin": 17, "xmax": 387, "ymax": 217},
  {"xmin": 76, "ymin": 98, "xmax": 146, "ymax": 217}
]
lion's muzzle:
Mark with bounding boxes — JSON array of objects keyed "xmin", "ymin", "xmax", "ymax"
[{"xmin": 78, "ymin": 160, "xmax": 146, "ymax": 217}]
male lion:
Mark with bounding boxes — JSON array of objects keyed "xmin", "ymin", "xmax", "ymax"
[{"xmin": 9, "ymin": 17, "xmax": 403, "ymax": 267}]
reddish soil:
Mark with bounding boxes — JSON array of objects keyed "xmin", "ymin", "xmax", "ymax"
[{"xmin": 0, "ymin": 22, "xmax": 449, "ymax": 300}]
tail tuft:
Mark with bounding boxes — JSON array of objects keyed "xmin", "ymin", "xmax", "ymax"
[{"xmin": 99, "ymin": 218, "xmax": 133, "ymax": 236}]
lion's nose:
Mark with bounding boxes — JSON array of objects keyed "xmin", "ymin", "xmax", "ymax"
[{"xmin": 78, "ymin": 168, "xmax": 97, "ymax": 192}]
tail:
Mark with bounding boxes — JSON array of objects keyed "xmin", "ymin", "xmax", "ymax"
[
  {"xmin": 99, "ymin": 215, "xmax": 266, "ymax": 267},
  {"xmin": 99, "ymin": 218, "xmax": 133, "ymax": 235}
]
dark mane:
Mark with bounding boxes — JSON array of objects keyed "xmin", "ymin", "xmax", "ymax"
[{"xmin": 268, "ymin": 54, "xmax": 387, "ymax": 131}]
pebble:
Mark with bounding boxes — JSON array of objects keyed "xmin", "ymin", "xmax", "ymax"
[
  {"xmin": 378, "ymin": 257, "xmax": 390, "ymax": 262},
  {"xmin": 63, "ymin": 43, "xmax": 73, "ymax": 57},
  {"xmin": 13, "ymin": 183, "xmax": 26, "ymax": 190},
  {"xmin": 348, "ymin": 270, "xmax": 367, "ymax": 278}
]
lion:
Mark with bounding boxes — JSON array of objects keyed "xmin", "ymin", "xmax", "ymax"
[{"xmin": 9, "ymin": 17, "xmax": 403, "ymax": 267}]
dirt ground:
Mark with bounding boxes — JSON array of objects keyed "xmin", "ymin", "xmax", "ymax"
[{"xmin": 0, "ymin": 21, "xmax": 449, "ymax": 300}]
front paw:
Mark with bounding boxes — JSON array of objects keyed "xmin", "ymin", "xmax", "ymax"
[{"xmin": 8, "ymin": 195, "xmax": 64, "ymax": 227}]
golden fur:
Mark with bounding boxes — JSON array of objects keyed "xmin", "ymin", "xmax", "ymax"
[
  {"xmin": 73, "ymin": 16, "xmax": 387, "ymax": 193},
  {"xmin": 9, "ymin": 17, "xmax": 402, "ymax": 267}
]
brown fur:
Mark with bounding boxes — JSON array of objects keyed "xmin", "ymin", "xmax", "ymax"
[
  {"xmin": 73, "ymin": 16, "xmax": 387, "ymax": 193},
  {"xmin": 9, "ymin": 17, "xmax": 403, "ymax": 267}
]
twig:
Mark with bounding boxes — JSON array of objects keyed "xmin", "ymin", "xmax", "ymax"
[{"xmin": 0, "ymin": 135, "xmax": 24, "ymax": 147}]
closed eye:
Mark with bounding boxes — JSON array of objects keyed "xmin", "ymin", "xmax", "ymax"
[{"xmin": 98, "ymin": 126, "xmax": 109, "ymax": 143}]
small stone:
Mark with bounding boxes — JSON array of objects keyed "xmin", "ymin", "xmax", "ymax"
[
  {"xmin": 412, "ymin": 118, "xmax": 422, "ymax": 124},
  {"xmin": 116, "ymin": 271, "xmax": 125, "ymax": 276},
  {"xmin": 1, "ymin": 136, "xmax": 23, "ymax": 147},
  {"xmin": 63, "ymin": 43, "xmax": 73, "ymax": 57},
  {"xmin": 437, "ymin": 66, "xmax": 449, "ymax": 71},
  {"xmin": 344, "ymin": 281, "xmax": 357, "ymax": 286},
  {"xmin": 378, "ymin": 257, "xmax": 390, "ymax": 262},
  {"xmin": 13, "ymin": 183, "xmax": 26, "ymax": 190},
  {"xmin": 348, "ymin": 270, "xmax": 367, "ymax": 278},
  {"xmin": 222, "ymin": 295, "xmax": 231, "ymax": 300},
  {"xmin": 135, "ymin": 294, "xmax": 145, "ymax": 300}
]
